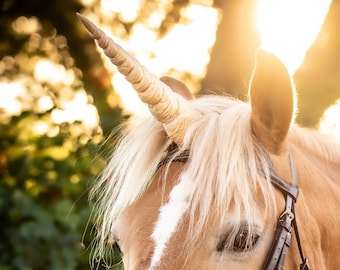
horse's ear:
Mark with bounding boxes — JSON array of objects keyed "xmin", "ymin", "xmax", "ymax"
[
  {"xmin": 161, "ymin": 76, "xmax": 194, "ymax": 100},
  {"xmin": 249, "ymin": 50, "xmax": 295, "ymax": 154}
]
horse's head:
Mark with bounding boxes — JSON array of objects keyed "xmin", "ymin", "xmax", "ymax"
[{"xmin": 78, "ymin": 14, "xmax": 340, "ymax": 270}]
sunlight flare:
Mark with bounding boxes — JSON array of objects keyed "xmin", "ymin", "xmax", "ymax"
[
  {"xmin": 96, "ymin": 3, "xmax": 219, "ymax": 115},
  {"xmin": 319, "ymin": 99, "xmax": 340, "ymax": 141},
  {"xmin": 51, "ymin": 91, "xmax": 99, "ymax": 129},
  {"xmin": 255, "ymin": 0, "xmax": 331, "ymax": 74},
  {"xmin": 255, "ymin": 0, "xmax": 339, "ymax": 140},
  {"xmin": 34, "ymin": 59, "xmax": 75, "ymax": 85},
  {"xmin": 12, "ymin": 16, "xmax": 41, "ymax": 35},
  {"xmin": 0, "ymin": 81, "xmax": 26, "ymax": 116},
  {"xmin": 100, "ymin": 0, "xmax": 141, "ymax": 22}
]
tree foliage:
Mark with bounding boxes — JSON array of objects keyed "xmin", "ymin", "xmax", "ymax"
[
  {"xmin": 0, "ymin": 2, "xmax": 120, "ymax": 268},
  {"xmin": 0, "ymin": 114, "xmax": 104, "ymax": 269}
]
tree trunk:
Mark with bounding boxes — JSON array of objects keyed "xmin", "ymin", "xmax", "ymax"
[
  {"xmin": 200, "ymin": 0, "xmax": 260, "ymax": 100},
  {"xmin": 294, "ymin": 0, "xmax": 340, "ymax": 127}
]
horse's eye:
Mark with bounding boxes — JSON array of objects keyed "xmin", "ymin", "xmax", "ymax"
[
  {"xmin": 232, "ymin": 230, "xmax": 260, "ymax": 252},
  {"xmin": 217, "ymin": 229, "xmax": 260, "ymax": 253}
]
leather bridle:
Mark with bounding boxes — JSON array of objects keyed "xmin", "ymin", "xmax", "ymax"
[
  {"xmin": 263, "ymin": 154, "xmax": 311, "ymax": 270},
  {"xmin": 158, "ymin": 146, "xmax": 311, "ymax": 269}
]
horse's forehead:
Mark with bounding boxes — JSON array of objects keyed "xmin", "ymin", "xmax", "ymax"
[
  {"xmin": 115, "ymin": 161, "xmax": 277, "ymax": 268},
  {"xmin": 115, "ymin": 163, "xmax": 187, "ymax": 261}
]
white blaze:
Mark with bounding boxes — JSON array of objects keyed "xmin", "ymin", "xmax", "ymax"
[{"xmin": 149, "ymin": 173, "xmax": 192, "ymax": 269}]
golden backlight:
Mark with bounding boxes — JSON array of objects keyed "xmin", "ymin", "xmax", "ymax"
[
  {"xmin": 89, "ymin": 1, "xmax": 219, "ymax": 116},
  {"xmin": 255, "ymin": 0, "xmax": 331, "ymax": 74},
  {"xmin": 89, "ymin": 1, "xmax": 339, "ymax": 139},
  {"xmin": 255, "ymin": 0, "xmax": 340, "ymax": 140}
]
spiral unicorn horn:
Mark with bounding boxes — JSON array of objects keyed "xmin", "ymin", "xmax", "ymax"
[{"xmin": 77, "ymin": 13, "xmax": 197, "ymax": 145}]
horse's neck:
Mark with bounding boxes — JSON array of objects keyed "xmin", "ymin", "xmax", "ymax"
[
  {"xmin": 290, "ymin": 137, "xmax": 340, "ymax": 269},
  {"xmin": 290, "ymin": 127, "xmax": 340, "ymax": 185},
  {"xmin": 296, "ymin": 142, "xmax": 340, "ymax": 186}
]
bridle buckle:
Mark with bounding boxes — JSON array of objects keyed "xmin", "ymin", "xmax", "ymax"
[
  {"xmin": 279, "ymin": 210, "xmax": 295, "ymax": 222},
  {"xmin": 263, "ymin": 154, "xmax": 310, "ymax": 270},
  {"xmin": 300, "ymin": 258, "xmax": 311, "ymax": 270}
]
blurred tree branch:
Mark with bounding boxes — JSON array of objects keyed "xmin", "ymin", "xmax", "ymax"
[{"xmin": 201, "ymin": 0, "xmax": 260, "ymax": 99}]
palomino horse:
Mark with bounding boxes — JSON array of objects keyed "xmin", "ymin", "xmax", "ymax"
[{"xmin": 77, "ymin": 14, "xmax": 340, "ymax": 270}]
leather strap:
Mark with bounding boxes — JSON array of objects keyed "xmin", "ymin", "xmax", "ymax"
[
  {"xmin": 262, "ymin": 184, "xmax": 296, "ymax": 270},
  {"xmin": 263, "ymin": 154, "xmax": 310, "ymax": 270},
  {"xmin": 270, "ymin": 173, "xmax": 299, "ymax": 201}
]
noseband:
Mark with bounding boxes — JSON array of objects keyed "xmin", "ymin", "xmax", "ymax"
[{"xmin": 159, "ymin": 146, "xmax": 310, "ymax": 269}]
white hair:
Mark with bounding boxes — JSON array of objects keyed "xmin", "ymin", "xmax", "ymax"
[{"xmin": 90, "ymin": 95, "xmax": 278, "ymax": 262}]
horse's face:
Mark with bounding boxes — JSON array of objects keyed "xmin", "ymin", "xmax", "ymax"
[
  {"xmin": 107, "ymin": 49, "xmax": 296, "ymax": 269},
  {"xmin": 113, "ymin": 163, "xmax": 288, "ymax": 270},
  {"xmin": 78, "ymin": 15, "xmax": 306, "ymax": 269}
]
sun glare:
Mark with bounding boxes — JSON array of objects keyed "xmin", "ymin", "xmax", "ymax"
[
  {"xmin": 256, "ymin": 0, "xmax": 340, "ymax": 140},
  {"xmin": 154, "ymin": 5, "xmax": 218, "ymax": 76},
  {"xmin": 255, "ymin": 0, "xmax": 331, "ymax": 74},
  {"xmin": 51, "ymin": 91, "xmax": 99, "ymax": 129},
  {"xmin": 93, "ymin": 2, "xmax": 219, "ymax": 115},
  {"xmin": 0, "ymin": 81, "xmax": 26, "ymax": 117},
  {"xmin": 100, "ymin": 0, "xmax": 141, "ymax": 22},
  {"xmin": 34, "ymin": 59, "xmax": 75, "ymax": 85},
  {"xmin": 12, "ymin": 16, "xmax": 41, "ymax": 35},
  {"xmin": 84, "ymin": 1, "xmax": 339, "ymax": 139},
  {"xmin": 319, "ymin": 99, "xmax": 340, "ymax": 141}
]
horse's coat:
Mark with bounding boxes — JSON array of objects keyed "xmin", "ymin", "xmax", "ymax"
[{"xmin": 77, "ymin": 14, "xmax": 340, "ymax": 270}]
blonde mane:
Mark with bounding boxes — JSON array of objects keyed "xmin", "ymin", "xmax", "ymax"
[{"xmin": 91, "ymin": 95, "xmax": 281, "ymax": 260}]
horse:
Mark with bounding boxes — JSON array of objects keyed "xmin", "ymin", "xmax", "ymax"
[{"xmin": 77, "ymin": 14, "xmax": 340, "ymax": 270}]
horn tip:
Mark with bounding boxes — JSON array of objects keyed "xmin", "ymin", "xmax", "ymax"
[
  {"xmin": 76, "ymin": 12, "xmax": 85, "ymax": 22},
  {"xmin": 76, "ymin": 13, "xmax": 95, "ymax": 33}
]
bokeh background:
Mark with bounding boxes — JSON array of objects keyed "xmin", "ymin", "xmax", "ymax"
[{"xmin": 1, "ymin": 0, "xmax": 339, "ymax": 269}]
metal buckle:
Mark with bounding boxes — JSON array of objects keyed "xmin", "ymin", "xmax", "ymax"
[
  {"xmin": 300, "ymin": 258, "xmax": 311, "ymax": 270},
  {"xmin": 279, "ymin": 210, "xmax": 295, "ymax": 221}
]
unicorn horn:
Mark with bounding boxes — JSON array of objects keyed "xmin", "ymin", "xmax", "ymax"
[{"xmin": 77, "ymin": 13, "xmax": 195, "ymax": 145}]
